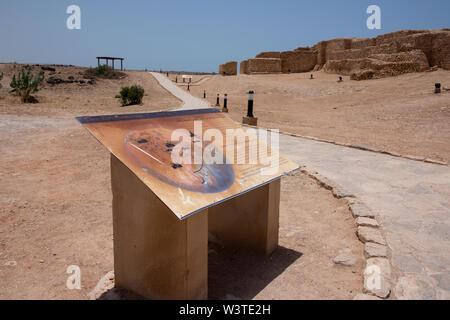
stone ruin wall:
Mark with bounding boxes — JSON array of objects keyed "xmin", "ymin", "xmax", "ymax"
[
  {"xmin": 247, "ymin": 58, "xmax": 281, "ymax": 74},
  {"xmin": 230, "ymin": 29, "xmax": 450, "ymax": 79},
  {"xmin": 240, "ymin": 60, "xmax": 249, "ymax": 75},
  {"xmin": 219, "ymin": 61, "xmax": 237, "ymax": 76}
]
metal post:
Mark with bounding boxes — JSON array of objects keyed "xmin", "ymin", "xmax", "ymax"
[
  {"xmin": 216, "ymin": 94, "xmax": 220, "ymax": 107},
  {"xmin": 203, "ymin": 90, "xmax": 206, "ymax": 99},
  {"xmin": 121, "ymin": 59, "xmax": 123, "ymax": 71},
  {"xmin": 175, "ymin": 76, "xmax": 178, "ymax": 83},
  {"xmin": 247, "ymin": 90, "xmax": 254, "ymax": 118},
  {"xmin": 435, "ymin": 83, "xmax": 441, "ymax": 94},
  {"xmin": 223, "ymin": 94, "xmax": 228, "ymax": 109},
  {"xmin": 187, "ymin": 84, "xmax": 190, "ymax": 91}
]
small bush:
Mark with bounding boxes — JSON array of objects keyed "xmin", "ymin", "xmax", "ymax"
[
  {"xmin": 10, "ymin": 67, "xmax": 44, "ymax": 103},
  {"xmin": 120, "ymin": 85, "xmax": 144, "ymax": 106},
  {"xmin": 84, "ymin": 65, "xmax": 125, "ymax": 80}
]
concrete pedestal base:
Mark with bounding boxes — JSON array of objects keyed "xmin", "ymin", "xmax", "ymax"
[
  {"xmin": 242, "ymin": 116, "xmax": 258, "ymax": 126},
  {"xmin": 222, "ymin": 108, "xmax": 229, "ymax": 113},
  {"xmin": 111, "ymin": 155, "xmax": 207, "ymax": 300},
  {"xmin": 110, "ymin": 155, "xmax": 280, "ymax": 299},
  {"xmin": 209, "ymin": 180, "xmax": 280, "ymax": 255}
]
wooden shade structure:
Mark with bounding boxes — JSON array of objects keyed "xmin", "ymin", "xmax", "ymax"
[{"xmin": 96, "ymin": 56, "xmax": 124, "ymax": 71}]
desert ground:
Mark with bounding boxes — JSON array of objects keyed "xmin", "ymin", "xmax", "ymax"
[
  {"xmin": 184, "ymin": 70, "xmax": 450, "ymax": 163},
  {"xmin": 0, "ymin": 64, "xmax": 364, "ymax": 299}
]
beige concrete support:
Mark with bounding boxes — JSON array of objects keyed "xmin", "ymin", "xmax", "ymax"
[
  {"xmin": 208, "ymin": 179, "xmax": 280, "ymax": 255},
  {"xmin": 110, "ymin": 155, "xmax": 208, "ymax": 300}
]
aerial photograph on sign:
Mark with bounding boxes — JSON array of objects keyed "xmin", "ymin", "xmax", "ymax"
[{"xmin": 0, "ymin": 0, "xmax": 449, "ymax": 308}]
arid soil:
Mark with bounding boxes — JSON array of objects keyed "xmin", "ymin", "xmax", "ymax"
[
  {"xmin": 187, "ymin": 70, "xmax": 450, "ymax": 163},
  {"xmin": 0, "ymin": 64, "xmax": 363, "ymax": 299}
]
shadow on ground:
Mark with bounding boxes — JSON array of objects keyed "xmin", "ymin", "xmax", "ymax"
[
  {"xmin": 97, "ymin": 243, "xmax": 302, "ymax": 300},
  {"xmin": 208, "ymin": 243, "xmax": 302, "ymax": 300}
]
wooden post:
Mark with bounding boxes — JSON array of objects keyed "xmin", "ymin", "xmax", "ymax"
[
  {"xmin": 112, "ymin": 59, "xmax": 115, "ymax": 70},
  {"xmin": 208, "ymin": 179, "xmax": 280, "ymax": 255},
  {"xmin": 110, "ymin": 155, "xmax": 208, "ymax": 300},
  {"xmin": 97, "ymin": 58, "xmax": 100, "ymax": 67},
  {"xmin": 121, "ymin": 59, "xmax": 123, "ymax": 71}
]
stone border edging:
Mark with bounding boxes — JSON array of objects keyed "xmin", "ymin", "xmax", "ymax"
[{"xmin": 300, "ymin": 168, "xmax": 394, "ymax": 300}]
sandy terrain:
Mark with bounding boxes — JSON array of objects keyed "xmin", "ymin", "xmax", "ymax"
[
  {"xmin": 187, "ymin": 70, "xmax": 450, "ymax": 163},
  {"xmin": 0, "ymin": 64, "xmax": 363, "ymax": 299}
]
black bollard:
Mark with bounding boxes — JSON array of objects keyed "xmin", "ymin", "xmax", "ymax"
[
  {"xmin": 187, "ymin": 83, "xmax": 190, "ymax": 91},
  {"xmin": 203, "ymin": 90, "xmax": 206, "ymax": 99},
  {"xmin": 216, "ymin": 94, "xmax": 220, "ymax": 106},
  {"xmin": 338, "ymin": 76, "xmax": 343, "ymax": 82},
  {"xmin": 175, "ymin": 76, "xmax": 178, "ymax": 83},
  {"xmin": 247, "ymin": 90, "xmax": 254, "ymax": 118},
  {"xmin": 310, "ymin": 74, "xmax": 314, "ymax": 79},
  {"xmin": 222, "ymin": 94, "xmax": 228, "ymax": 113},
  {"xmin": 435, "ymin": 83, "xmax": 441, "ymax": 94},
  {"xmin": 242, "ymin": 90, "xmax": 257, "ymax": 125}
]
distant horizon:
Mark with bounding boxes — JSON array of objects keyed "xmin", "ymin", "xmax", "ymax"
[{"xmin": 1, "ymin": 0, "xmax": 449, "ymax": 72}]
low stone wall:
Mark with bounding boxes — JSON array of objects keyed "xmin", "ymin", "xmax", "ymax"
[
  {"xmin": 248, "ymin": 58, "xmax": 281, "ymax": 74},
  {"xmin": 219, "ymin": 61, "xmax": 237, "ymax": 76},
  {"xmin": 324, "ymin": 50, "xmax": 429, "ymax": 80},
  {"xmin": 240, "ymin": 60, "xmax": 249, "ymax": 75},
  {"xmin": 431, "ymin": 32, "xmax": 450, "ymax": 69},
  {"xmin": 281, "ymin": 50, "xmax": 317, "ymax": 73}
]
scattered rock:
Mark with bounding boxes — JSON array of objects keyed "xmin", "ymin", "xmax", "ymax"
[
  {"xmin": 357, "ymin": 226, "xmax": 386, "ymax": 245},
  {"xmin": 350, "ymin": 203, "xmax": 375, "ymax": 219},
  {"xmin": 4, "ymin": 260, "xmax": 17, "ymax": 267},
  {"xmin": 365, "ymin": 242, "xmax": 388, "ymax": 258},
  {"xmin": 353, "ymin": 293, "xmax": 382, "ymax": 300},
  {"xmin": 333, "ymin": 253, "xmax": 357, "ymax": 266},
  {"xmin": 356, "ymin": 217, "xmax": 379, "ymax": 228},
  {"xmin": 363, "ymin": 258, "xmax": 391, "ymax": 298}
]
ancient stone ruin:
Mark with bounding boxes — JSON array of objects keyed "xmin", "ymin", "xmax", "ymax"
[
  {"xmin": 219, "ymin": 61, "xmax": 238, "ymax": 76},
  {"xmin": 228, "ymin": 29, "xmax": 450, "ymax": 80}
]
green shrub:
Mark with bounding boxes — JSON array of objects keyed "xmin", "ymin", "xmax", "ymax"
[
  {"xmin": 120, "ymin": 85, "xmax": 144, "ymax": 106},
  {"xmin": 10, "ymin": 67, "xmax": 44, "ymax": 103},
  {"xmin": 84, "ymin": 65, "xmax": 125, "ymax": 80}
]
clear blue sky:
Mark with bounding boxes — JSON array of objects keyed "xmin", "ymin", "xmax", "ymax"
[{"xmin": 1, "ymin": 0, "xmax": 449, "ymax": 72}]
